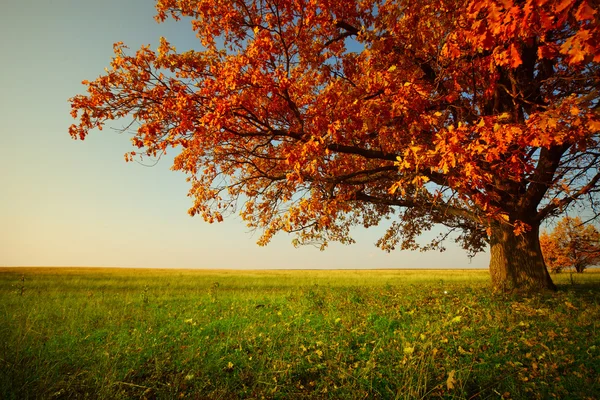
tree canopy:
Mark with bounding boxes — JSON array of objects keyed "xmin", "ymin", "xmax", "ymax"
[
  {"xmin": 69, "ymin": 0, "xmax": 600, "ymax": 291},
  {"xmin": 541, "ymin": 216, "xmax": 600, "ymax": 273}
]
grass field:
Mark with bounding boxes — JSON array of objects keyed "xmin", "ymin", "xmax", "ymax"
[{"xmin": 1, "ymin": 267, "xmax": 599, "ymax": 399}]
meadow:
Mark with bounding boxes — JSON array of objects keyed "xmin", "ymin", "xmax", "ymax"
[{"xmin": 1, "ymin": 267, "xmax": 599, "ymax": 399}]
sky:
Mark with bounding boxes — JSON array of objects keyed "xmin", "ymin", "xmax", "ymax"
[{"xmin": 0, "ymin": 0, "xmax": 489, "ymax": 269}]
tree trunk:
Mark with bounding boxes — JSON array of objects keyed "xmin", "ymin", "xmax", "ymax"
[{"xmin": 489, "ymin": 223, "xmax": 556, "ymax": 292}]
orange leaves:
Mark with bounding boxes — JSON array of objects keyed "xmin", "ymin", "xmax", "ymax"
[
  {"xmin": 465, "ymin": 0, "xmax": 600, "ymax": 68},
  {"xmin": 68, "ymin": 0, "xmax": 600, "ymax": 263},
  {"xmin": 156, "ymin": 36, "xmax": 175, "ymax": 61},
  {"xmin": 551, "ymin": 0, "xmax": 600, "ymax": 64},
  {"xmin": 560, "ymin": 29, "xmax": 595, "ymax": 64},
  {"xmin": 589, "ymin": 119, "xmax": 600, "ymax": 133},
  {"xmin": 508, "ymin": 44, "xmax": 522, "ymax": 68},
  {"xmin": 541, "ymin": 217, "xmax": 600, "ymax": 273},
  {"xmin": 512, "ymin": 221, "xmax": 530, "ymax": 236},
  {"xmin": 575, "ymin": 0, "xmax": 596, "ymax": 21}
]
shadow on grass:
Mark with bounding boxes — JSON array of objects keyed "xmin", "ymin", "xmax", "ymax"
[{"xmin": 555, "ymin": 281, "xmax": 600, "ymax": 296}]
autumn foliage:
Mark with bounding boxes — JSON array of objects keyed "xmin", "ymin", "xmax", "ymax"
[
  {"xmin": 69, "ymin": 0, "xmax": 600, "ymax": 291},
  {"xmin": 541, "ymin": 216, "xmax": 600, "ymax": 273}
]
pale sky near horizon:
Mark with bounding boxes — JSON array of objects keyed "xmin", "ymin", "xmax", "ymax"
[{"xmin": 0, "ymin": 0, "xmax": 490, "ymax": 269}]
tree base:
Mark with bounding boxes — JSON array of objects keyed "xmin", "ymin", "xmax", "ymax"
[{"xmin": 489, "ymin": 223, "xmax": 556, "ymax": 293}]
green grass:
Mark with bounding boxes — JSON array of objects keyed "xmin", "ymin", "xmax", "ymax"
[{"xmin": 1, "ymin": 267, "xmax": 599, "ymax": 399}]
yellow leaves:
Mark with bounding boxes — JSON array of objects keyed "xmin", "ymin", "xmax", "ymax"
[
  {"xmin": 450, "ymin": 315, "xmax": 462, "ymax": 323},
  {"xmin": 388, "ymin": 181, "xmax": 403, "ymax": 195},
  {"xmin": 409, "ymin": 144, "xmax": 421, "ymax": 157},
  {"xmin": 564, "ymin": 301, "xmax": 578, "ymax": 310},
  {"xmin": 387, "ymin": 65, "xmax": 397, "ymax": 72},
  {"xmin": 446, "ymin": 370, "xmax": 457, "ymax": 390},
  {"xmin": 412, "ymin": 175, "xmax": 430, "ymax": 186},
  {"xmin": 403, "ymin": 346, "xmax": 415, "ymax": 355},
  {"xmin": 439, "ymin": 161, "xmax": 451, "ymax": 175},
  {"xmin": 497, "ymin": 112, "xmax": 511, "ymax": 122},
  {"xmin": 157, "ymin": 36, "xmax": 173, "ymax": 58}
]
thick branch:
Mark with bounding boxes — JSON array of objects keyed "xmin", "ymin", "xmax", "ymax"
[
  {"xmin": 536, "ymin": 170, "xmax": 600, "ymax": 221},
  {"xmin": 327, "ymin": 143, "xmax": 398, "ymax": 161},
  {"xmin": 520, "ymin": 144, "xmax": 570, "ymax": 215},
  {"xmin": 354, "ymin": 191, "xmax": 474, "ymax": 221},
  {"xmin": 325, "ymin": 166, "xmax": 398, "ymax": 185}
]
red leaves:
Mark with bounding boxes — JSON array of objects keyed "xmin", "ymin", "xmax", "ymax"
[
  {"xmin": 555, "ymin": 0, "xmax": 576, "ymax": 15},
  {"xmin": 537, "ymin": 43, "xmax": 558, "ymax": 59}
]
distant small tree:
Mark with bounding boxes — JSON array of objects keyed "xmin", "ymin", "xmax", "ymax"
[{"xmin": 541, "ymin": 217, "xmax": 600, "ymax": 273}]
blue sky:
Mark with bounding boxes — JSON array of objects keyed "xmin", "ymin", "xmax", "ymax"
[{"xmin": 0, "ymin": 0, "xmax": 488, "ymax": 269}]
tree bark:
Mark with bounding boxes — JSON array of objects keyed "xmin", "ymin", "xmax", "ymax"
[{"xmin": 489, "ymin": 223, "xmax": 556, "ymax": 292}]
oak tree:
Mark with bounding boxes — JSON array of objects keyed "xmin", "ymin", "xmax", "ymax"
[
  {"xmin": 69, "ymin": 0, "xmax": 600, "ymax": 291},
  {"xmin": 541, "ymin": 216, "xmax": 600, "ymax": 273}
]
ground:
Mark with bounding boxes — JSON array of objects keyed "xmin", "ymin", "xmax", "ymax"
[{"xmin": 1, "ymin": 267, "xmax": 599, "ymax": 399}]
